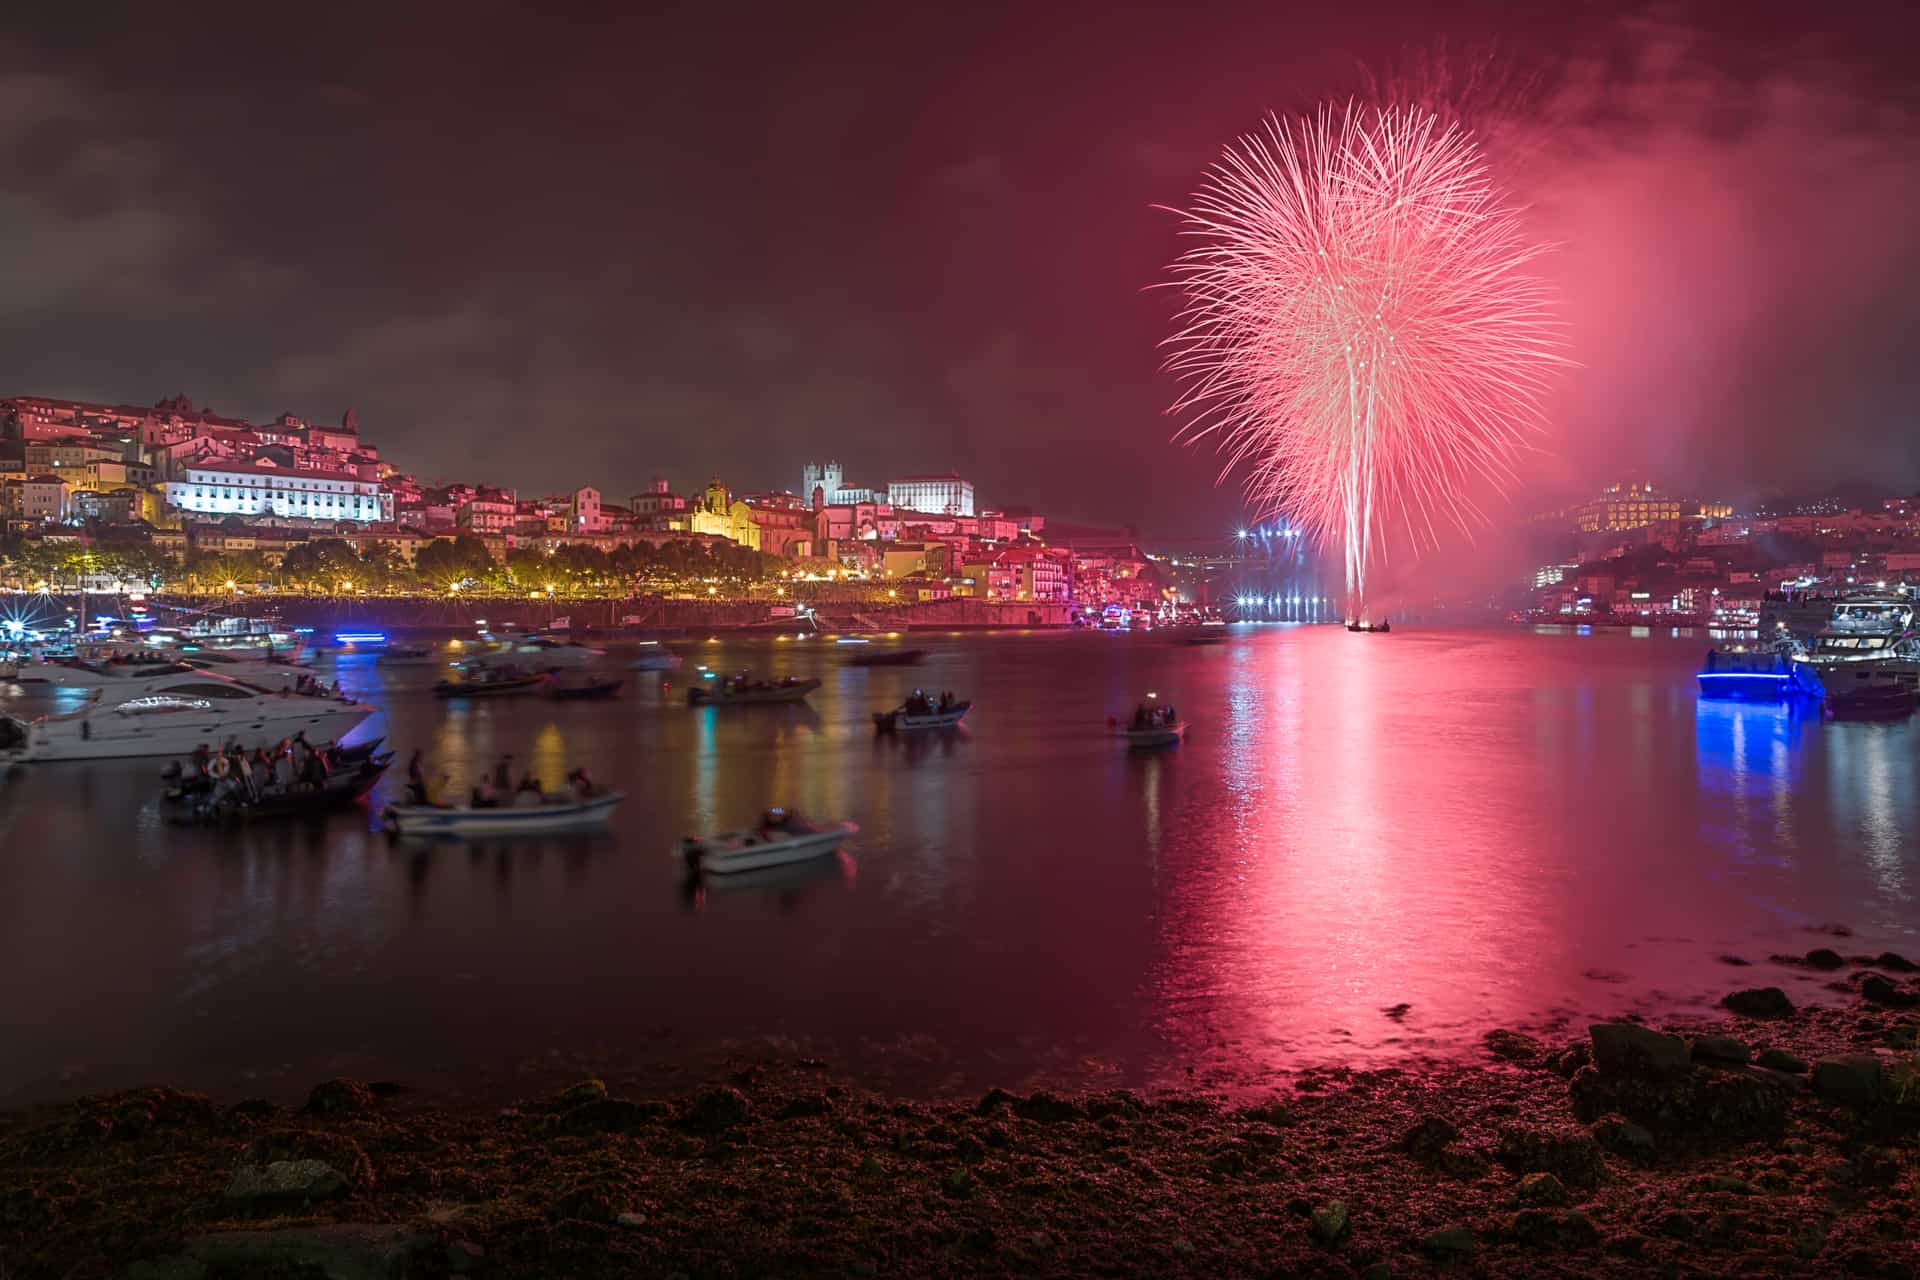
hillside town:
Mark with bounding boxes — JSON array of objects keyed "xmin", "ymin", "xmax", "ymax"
[
  {"xmin": 1518, "ymin": 481, "xmax": 1920, "ymax": 628},
  {"xmin": 0, "ymin": 393, "xmax": 1176, "ymax": 618}
]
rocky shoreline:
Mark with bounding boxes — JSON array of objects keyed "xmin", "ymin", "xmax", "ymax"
[{"xmin": 4, "ymin": 957, "xmax": 1919, "ymax": 1278}]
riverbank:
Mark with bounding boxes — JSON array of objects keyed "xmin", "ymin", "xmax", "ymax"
[{"xmin": 6, "ymin": 967, "xmax": 1918, "ymax": 1279}]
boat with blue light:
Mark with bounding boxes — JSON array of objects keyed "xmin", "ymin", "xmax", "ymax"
[{"xmin": 1696, "ymin": 647, "xmax": 1821, "ymax": 700}]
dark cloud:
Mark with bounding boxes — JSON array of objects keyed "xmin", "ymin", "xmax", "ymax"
[{"xmin": 0, "ymin": 3, "xmax": 1913, "ymax": 532}]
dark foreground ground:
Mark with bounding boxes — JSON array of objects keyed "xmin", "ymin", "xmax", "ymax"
[{"xmin": 4, "ymin": 958, "xmax": 1920, "ymax": 1279}]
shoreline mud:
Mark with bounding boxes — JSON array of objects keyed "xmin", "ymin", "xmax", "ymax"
[{"xmin": 5, "ymin": 962, "xmax": 1919, "ymax": 1279}]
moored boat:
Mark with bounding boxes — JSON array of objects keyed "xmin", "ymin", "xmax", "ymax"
[
  {"xmin": 678, "ymin": 810, "xmax": 857, "ymax": 875},
  {"xmin": 1697, "ymin": 647, "xmax": 1822, "ymax": 700},
  {"xmin": 1346, "ymin": 619, "xmax": 1391, "ymax": 634},
  {"xmin": 1824, "ymin": 681, "xmax": 1918, "ymax": 720},
  {"xmin": 1122, "ymin": 721, "xmax": 1188, "ymax": 748},
  {"xmin": 687, "ymin": 674, "xmax": 820, "ymax": 705},
  {"xmin": 164, "ymin": 753, "xmax": 393, "ymax": 823},
  {"xmin": 626, "ymin": 642, "xmax": 683, "ymax": 671},
  {"xmin": 1, "ymin": 678, "xmax": 375, "ymax": 764},
  {"xmin": 382, "ymin": 790, "xmax": 626, "ymax": 836},
  {"xmin": 550, "ymin": 676, "xmax": 624, "ymax": 701},
  {"xmin": 873, "ymin": 694, "xmax": 970, "ymax": 732},
  {"xmin": 432, "ymin": 668, "xmax": 551, "ymax": 698},
  {"xmin": 847, "ymin": 647, "xmax": 926, "ymax": 667}
]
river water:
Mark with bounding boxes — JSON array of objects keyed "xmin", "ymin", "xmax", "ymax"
[{"xmin": 2, "ymin": 625, "xmax": 1915, "ymax": 1105}]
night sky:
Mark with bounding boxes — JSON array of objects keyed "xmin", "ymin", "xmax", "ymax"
[{"xmin": 3, "ymin": 1, "xmax": 1916, "ymax": 534}]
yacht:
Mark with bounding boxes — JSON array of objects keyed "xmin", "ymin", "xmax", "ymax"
[
  {"xmin": 1790, "ymin": 594, "xmax": 1920, "ymax": 703},
  {"xmin": 0, "ymin": 663, "xmax": 373, "ymax": 763},
  {"xmin": 476, "ymin": 633, "xmax": 606, "ymax": 669}
]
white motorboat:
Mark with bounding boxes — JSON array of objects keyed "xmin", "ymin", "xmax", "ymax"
[
  {"xmin": 8, "ymin": 653, "xmax": 322, "ymax": 701},
  {"xmin": 482, "ymin": 635, "xmax": 606, "ymax": 669},
  {"xmin": 873, "ymin": 698, "xmax": 970, "ymax": 732},
  {"xmin": 1789, "ymin": 593, "xmax": 1920, "ymax": 702},
  {"xmin": 678, "ymin": 811, "xmax": 858, "ymax": 875},
  {"xmin": 382, "ymin": 790, "xmax": 625, "ymax": 837},
  {"xmin": 626, "ymin": 642, "xmax": 683, "ymax": 671},
  {"xmin": 1, "ymin": 676, "xmax": 375, "ymax": 763},
  {"xmin": 1121, "ymin": 720, "xmax": 1187, "ymax": 748}
]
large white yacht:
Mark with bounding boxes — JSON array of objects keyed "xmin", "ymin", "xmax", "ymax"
[
  {"xmin": 0, "ymin": 660, "xmax": 373, "ymax": 763},
  {"xmin": 1789, "ymin": 594, "xmax": 1920, "ymax": 702}
]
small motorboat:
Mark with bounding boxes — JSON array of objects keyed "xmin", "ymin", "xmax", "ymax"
[
  {"xmin": 1122, "ymin": 721, "xmax": 1188, "ymax": 748},
  {"xmin": 627, "ymin": 643, "xmax": 683, "ymax": 672},
  {"xmin": 687, "ymin": 674, "xmax": 821, "ymax": 706},
  {"xmin": 1697, "ymin": 648, "xmax": 1820, "ymax": 700},
  {"xmin": 550, "ymin": 676, "xmax": 624, "ymax": 701},
  {"xmin": 873, "ymin": 696, "xmax": 970, "ymax": 733},
  {"xmin": 383, "ymin": 789, "xmax": 626, "ymax": 837},
  {"xmin": 1346, "ymin": 620, "xmax": 1391, "ymax": 634},
  {"xmin": 847, "ymin": 647, "xmax": 927, "ymax": 668},
  {"xmin": 1179, "ymin": 621, "xmax": 1229, "ymax": 645},
  {"xmin": 432, "ymin": 668, "xmax": 551, "ymax": 698},
  {"xmin": 164, "ymin": 753, "xmax": 393, "ymax": 823},
  {"xmin": 678, "ymin": 810, "xmax": 858, "ymax": 875},
  {"xmin": 376, "ymin": 644, "xmax": 438, "ymax": 664}
]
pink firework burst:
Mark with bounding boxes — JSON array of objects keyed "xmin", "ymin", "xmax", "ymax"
[{"xmin": 1166, "ymin": 103, "xmax": 1565, "ymax": 610}]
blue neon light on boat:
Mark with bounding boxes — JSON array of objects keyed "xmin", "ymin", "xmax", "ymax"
[{"xmin": 335, "ymin": 632, "xmax": 388, "ymax": 645}]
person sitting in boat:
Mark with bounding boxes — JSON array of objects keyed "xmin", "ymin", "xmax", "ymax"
[
  {"xmin": 566, "ymin": 767, "xmax": 595, "ymax": 798},
  {"xmin": 472, "ymin": 778, "xmax": 500, "ymax": 808},
  {"xmin": 514, "ymin": 774, "xmax": 544, "ymax": 807},
  {"xmin": 190, "ymin": 743, "xmax": 212, "ymax": 776}
]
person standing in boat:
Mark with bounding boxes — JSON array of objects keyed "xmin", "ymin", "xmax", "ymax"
[{"xmin": 492, "ymin": 755, "xmax": 513, "ymax": 793}]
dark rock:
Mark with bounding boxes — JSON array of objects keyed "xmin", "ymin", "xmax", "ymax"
[
  {"xmin": 556, "ymin": 1079, "xmax": 608, "ymax": 1107},
  {"xmin": 1545, "ymin": 1042, "xmax": 1592, "ymax": 1078},
  {"xmin": 1718, "ymin": 953, "xmax": 1752, "ymax": 966},
  {"xmin": 1874, "ymin": 952, "xmax": 1919, "ymax": 973},
  {"xmin": 1484, "ymin": 1029, "xmax": 1541, "ymax": 1061},
  {"xmin": 1690, "ymin": 1035, "xmax": 1752, "ymax": 1066},
  {"xmin": 680, "ymin": 1086, "xmax": 751, "ymax": 1134},
  {"xmin": 1589, "ymin": 1022, "xmax": 1691, "ymax": 1080},
  {"xmin": 1721, "ymin": 987, "xmax": 1795, "ymax": 1018},
  {"xmin": 1757, "ymin": 1047, "xmax": 1809, "ymax": 1074},
  {"xmin": 0, "ymin": 1187, "xmax": 54, "ymax": 1232},
  {"xmin": 551, "ymin": 1183, "xmax": 620, "ymax": 1223},
  {"xmin": 1507, "ymin": 1208, "xmax": 1600, "ymax": 1249},
  {"xmin": 184, "ymin": 1225, "xmax": 428, "ymax": 1280},
  {"xmin": 775, "ymin": 1095, "xmax": 833, "ymax": 1120},
  {"xmin": 1088, "ymin": 1091, "xmax": 1145, "ymax": 1121},
  {"xmin": 1591, "ymin": 1114, "xmax": 1657, "ymax": 1162},
  {"xmin": 1309, "ymin": 1199, "xmax": 1349, "ymax": 1244},
  {"xmin": 1811, "ymin": 1054, "xmax": 1887, "ymax": 1107},
  {"xmin": 366, "ymin": 1080, "xmax": 407, "ymax": 1097},
  {"xmin": 1513, "ymin": 1171, "xmax": 1568, "ymax": 1205},
  {"xmin": 560, "ymin": 1098, "xmax": 663, "ymax": 1134},
  {"xmin": 222, "ymin": 1160, "xmax": 351, "ymax": 1207},
  {"xmin": 1382, "ymin": 1002, "xmax": 1411, "ymax": 1019},
  {"xmin": 123, "ymin": 1259, "xmax": 209, "ymax": 1280},
  {"xmin": 975, "ymin": 1087, "xmax": 1016, "ymax": 1115},
  {"xmin": 1494, "ymin": 1125, "xmax": 1605, "ymax": 1188},
  {"xmin": 1421, "ymin": 1226, "xmax": 1475, "ymax": 1257},
  {"xmin": 302, "ymin": 1078, "xmax": 373, "ymax": 1115},
  {"xmin": 941, "ymin": 1167, "xmax": 974, "ymax": 1199},
  {"xmin": 1397, "ymin": 1114, "xmax": 1461, "ymax": 1163},
  {"xmin": 1571, "ymin": 1066, "xmax": 1790, "ymax": 1143},
  {"xmin": 1807, "ymin": 948, "xmax": 1847, "ymax": 970},
  {"xmin": 1706, "ymin": 1173, "xmax": 1753, "ymax": 1194},
  {"xmin": 1011, "ymin": 1091, "xmax": 1083, "ymax": 1123},
  {"xmin": 1240, "ymin": 1100, "xmax": 1291, "ymax": 1126},
  {"xmin": 238, "ymin": 1130, "xmax": 374, "ymax": 1189},
  {"xmin": 448, "ymin": 1239, "xmax": 486, "ymax": 1273},
  {"xmin": 1861, "ymin": 974, "xmax": 1919, "ymax": 1007},
  {"xmin": 615, "ymin": 1212, "xmax": 647, "ymax": 1229}
]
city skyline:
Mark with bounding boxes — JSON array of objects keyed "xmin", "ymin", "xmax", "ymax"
[{"xmin": 0, "ymin": 2, "xmax": 1916, "ymax": 536}]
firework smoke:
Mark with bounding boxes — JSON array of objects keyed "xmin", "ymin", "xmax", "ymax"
[{"xmin": 1166, "ymin": 104, "xmax": 1565, "ymax": 613}]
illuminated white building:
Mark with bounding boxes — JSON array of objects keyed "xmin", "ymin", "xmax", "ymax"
[
  {"xmin": 887, "ymin": 473, "xmax": 974, "ymax": 517},
  {"xmin": 165, "ymin": 460, "xmax": 386, "ymax": 523}
]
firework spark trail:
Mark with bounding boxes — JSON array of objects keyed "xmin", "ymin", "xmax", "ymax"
[{"xmin": 1166, "ymin": 103, "xmax": 1566, "ymax": 613}]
